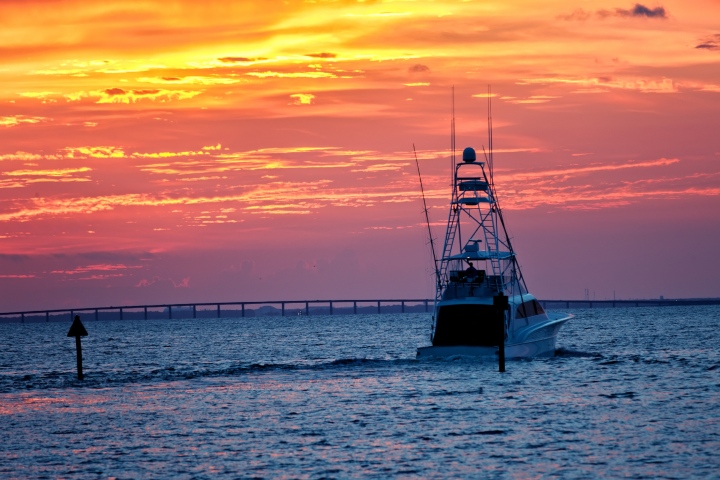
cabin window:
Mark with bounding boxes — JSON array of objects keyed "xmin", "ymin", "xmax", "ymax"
[{"xmin": 516, "ymin": 300, "xmax": 545, "ymax": 319}]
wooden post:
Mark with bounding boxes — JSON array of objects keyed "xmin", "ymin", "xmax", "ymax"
[
  {"xmin": 75, "ymin": 336, "xmax": 83, "ymax": 379},
  {"xmin": 493, "ymin": 294, "xmax": 509, "ymax": 373},
  {"xmin": 498, "ymin": 323, "xmax": 506, "ymax": 373},
  {"xmin": 67, "ymin": 315, "xmax": 88, "ymax": 380}
]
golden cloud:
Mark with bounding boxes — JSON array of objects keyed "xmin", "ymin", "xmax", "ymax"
[
  {"xmin": 3, "ymin": 167, "xmax": 92, "ymax": 177},
  {"xmin": 0, "ymin": 115, "xmax": 49, "ymax": 127},
  {"xmin": 246, "ymin": 71, "xmax": 343, "ymax": 79},
  {"xmin": 95, "ymin": 88, "xmax": 202, "ymax": 103},
  {"xmin": 65, "ymin": 146, "xmax": 126, "ymax": 158},
  {"xmin": 519, "ymin": 76, "xmax": 679, "ymax": 94},
  {"xmin": 137, "ymin": 76, "xmax": 242, "ymax": 85},
  {"xmin": 290, "ymin": 93, "xmax": 315, "ymax": 105}
]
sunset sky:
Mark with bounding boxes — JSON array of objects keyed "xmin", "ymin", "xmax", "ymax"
[{"xmin": 1, "ymin": 0, "xmax": 719, "ymax": 312}]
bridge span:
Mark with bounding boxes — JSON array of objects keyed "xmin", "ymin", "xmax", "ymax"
[
  {"xmin": 541, "ymin": 298, "xmax": 720, "ymax": 309},
  {"xmin": 0, "ymin": 299, "xmax": 432, "ymax": 323}
]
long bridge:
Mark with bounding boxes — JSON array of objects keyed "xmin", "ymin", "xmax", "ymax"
[
  {"xmin": 0, "ymin": 299, "xmax": 432, "ymax": 323},
  {"xmin": 542, "ymin": 298, "xmax": 720, "ymax": 309},
  {"xmin": 1, "ymin": 297, "xmax": 719, "ymax": 323}
]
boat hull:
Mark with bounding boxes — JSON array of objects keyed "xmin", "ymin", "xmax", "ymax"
[{"xmin": 417, "ymin": 312, "xmax": 572, "ymax": 359}]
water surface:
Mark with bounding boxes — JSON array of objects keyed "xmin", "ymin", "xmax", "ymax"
[{"xmin": 2, "ymin": 307, "xmax": 719, "ymax": 478}]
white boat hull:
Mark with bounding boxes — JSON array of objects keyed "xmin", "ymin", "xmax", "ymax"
[{"xmin": 417, "ymin": 312, "xmax": 572, "ymax": 359}]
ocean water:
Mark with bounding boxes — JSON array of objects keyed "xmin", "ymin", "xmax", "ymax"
[{"xmin": 1, "ymin": 306, "xmax": 719, "ymax": 479}]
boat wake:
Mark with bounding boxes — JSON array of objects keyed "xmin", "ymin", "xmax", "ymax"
[
  {"xmin": 553, "ymin": 347, "xmax": 603, "ymax": 358},
  {"xmin": 0, "ymin": 357, "xmax": 415, "ymax": 393}
]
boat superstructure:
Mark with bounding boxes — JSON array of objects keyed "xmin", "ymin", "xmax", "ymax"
[{"xmin": 417, "ymin": 146, "xmax": 571, "ymax": 358}]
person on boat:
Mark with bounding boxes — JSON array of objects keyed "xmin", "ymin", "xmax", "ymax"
[{"xmin": 465, "ymin": 262, "xmax": 478, "ymax": 282}]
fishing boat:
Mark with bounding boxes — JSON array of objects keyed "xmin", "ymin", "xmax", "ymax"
[{"xmin": 416, "ymin": 140, "xmax": 571, "ymax": 359}]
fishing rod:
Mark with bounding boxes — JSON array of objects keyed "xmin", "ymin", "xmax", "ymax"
[{"xmin": 413, "ymin": 144, "xmax": 441, "ymax": 289}]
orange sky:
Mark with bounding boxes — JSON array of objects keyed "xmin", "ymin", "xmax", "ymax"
[{"xmin": 1, "ymin": 0, "xmax": 719, "ymax": 311}]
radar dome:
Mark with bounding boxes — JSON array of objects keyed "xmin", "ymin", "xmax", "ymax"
[{"xmin": 462, "ymin": 147, "xmax": 476, "ymax": 163}]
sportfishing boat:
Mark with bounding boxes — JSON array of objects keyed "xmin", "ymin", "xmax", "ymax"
[{"xmin": 416, "ymin": 143, "xmax": 572, "ymax": 359}]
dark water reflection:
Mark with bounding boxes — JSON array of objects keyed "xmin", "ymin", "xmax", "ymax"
[{"xmin": 1, "ymin": 306, "xmax": 719, "ymax": 478}]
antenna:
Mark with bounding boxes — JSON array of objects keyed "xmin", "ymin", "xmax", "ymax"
[
  {"xmin": 484, "ymin": 87, "xmax": 530, "ymax": 295},
  {"xmin": 413, "ymin": 144, "xmax": 441, "ymax": 288},
  {"xmin": 451, "ymin": 86, "xmax": 456, "ymax": 186},
  {"xmin": 487, "ymin": 84, "xmax": 494, "ymax": 186}
]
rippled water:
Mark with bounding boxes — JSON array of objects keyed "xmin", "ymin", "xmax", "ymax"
[{"xmin": 1, "ymin": 306, "xmax": 719, "ymax": 478}]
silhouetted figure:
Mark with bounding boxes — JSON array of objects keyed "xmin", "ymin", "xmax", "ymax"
[{"xmin": 466, "ymin": 262, "xmax": 478, "ymax": 282}]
